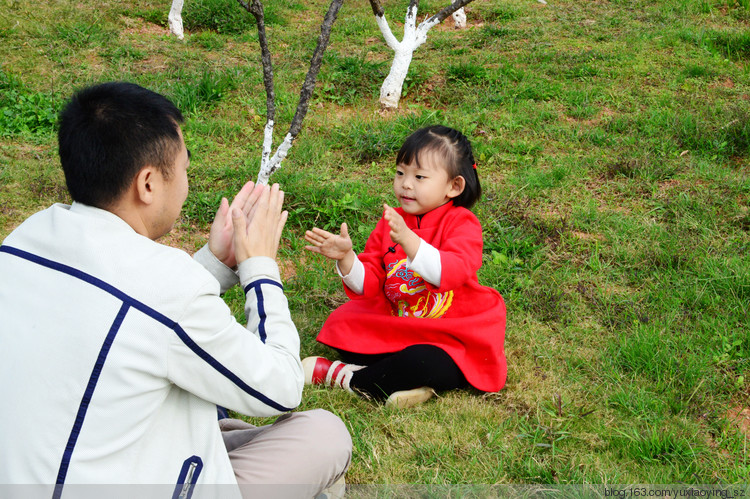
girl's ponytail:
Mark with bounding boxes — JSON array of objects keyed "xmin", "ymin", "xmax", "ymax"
[{"xmin": 450, "ymin": 128, "xmax": 482, "ymax": 209}]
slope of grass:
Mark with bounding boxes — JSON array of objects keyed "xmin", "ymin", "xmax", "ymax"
[{"xmin": 1, "ymin": 0, "xmax": 748, "ymax": 486}]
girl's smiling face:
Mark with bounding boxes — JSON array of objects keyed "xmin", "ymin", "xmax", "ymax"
[{"xmin": 393, "ymin": 151, "xmax": 464, "ymax": 215}]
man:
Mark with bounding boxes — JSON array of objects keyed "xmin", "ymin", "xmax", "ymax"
[{"xmin": 0, "ymin": 82, "xmax": 351, "ymax": 497}]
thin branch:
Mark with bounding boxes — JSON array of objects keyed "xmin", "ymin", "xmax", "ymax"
[
  {"xmin": 425, "ymin": 0, "xmax": 474, "ymax": 25},
  {"xmin": 404, "ymin": 0, "xmax": 419, "ymax": 39},
  {"xmin": 237, "ymin": 0, "xmax": 277, "ymax": 170},
  {"xmin": 235, "ymin": 0, "xmax": 344, "ymax": 183},
  {"xmin": 237, "ymin": 0, "xmax": 275, "ymax": 125},
  {"xmin": 288, "ymin": 0, "xmax": 344, "ymax": 138},
  {"xmin": 373, "ymin": 11, "xmax": 400, "ymax": 51},
  {"xmin": 368, "ymin": 0, "xmax": 383, "ymax": 17}
]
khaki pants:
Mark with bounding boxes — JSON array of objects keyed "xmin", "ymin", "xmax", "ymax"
[{"xmin": 220, "ymin": 409, "xmax": 351, "ymax": 499}]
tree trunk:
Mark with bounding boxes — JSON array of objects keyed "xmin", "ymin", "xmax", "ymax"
[
  {"xmin": 238, "ymin": 0, "xmax": 344, "ymax": 184},
  {"xmin": 168, "ymin": 0, "xmax": 185, "ymax": 39},
  {"xmin": 379, "ymin": 48, "xmax": 413, "ymax": 109},
  {"xmin": 371, "ymin": 0, "xmax": 475, "ymax": 109},
  {"xmin": 452, "ymin": 7, "xmax": 466, "ymax": 29}
]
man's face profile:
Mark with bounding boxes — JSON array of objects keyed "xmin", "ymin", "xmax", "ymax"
[{"xmin": 150, "ymin": 128, "xmax": 190, "ymax": 240}]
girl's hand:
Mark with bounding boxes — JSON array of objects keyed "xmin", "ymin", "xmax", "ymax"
[
  {"xmin": 304, "ymin": 223, "xmax": 353, "ymax": 261},
  {"xmin": 384, "ymin": 204, "xmax": 420, "ymax": 259}
]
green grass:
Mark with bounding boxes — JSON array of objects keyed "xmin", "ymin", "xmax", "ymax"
[{"xmin": 1, "ymin": 0, "xmax": 749, "ymax": 486}]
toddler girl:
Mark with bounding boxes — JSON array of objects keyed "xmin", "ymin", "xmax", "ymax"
[{"xmin": 303, "ymin": 125, "xmax": 506, "ymax": 408}]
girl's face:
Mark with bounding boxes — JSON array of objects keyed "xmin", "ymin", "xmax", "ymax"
[{"xmin": 393, "ymin": 151, "xmax": 463, "ymax": 215}]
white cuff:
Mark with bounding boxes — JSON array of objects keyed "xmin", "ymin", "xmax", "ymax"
[
  {"xmin": 238, "ymin": 256, "xmax": 281, "ymax": 287},
  {"xmin": 336, "ymin": 256, "xmax": 365, "ymax": 295},
  {"xmin": 194, "ymin": 245, "xmax": 239, "ymax": 294},
  {"xmin": 406, "ymin": 239, "xmax": 441, "ymax": 287}
]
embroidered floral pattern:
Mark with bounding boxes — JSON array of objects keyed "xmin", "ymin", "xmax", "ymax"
[{"xmin": 384, "ymin": 259, "xmax": 453, "ymax": 318}]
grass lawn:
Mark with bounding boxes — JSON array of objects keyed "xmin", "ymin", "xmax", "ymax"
[{"xmin": 1, "ymin": 0, "xmax": 748, "ymax": 486}]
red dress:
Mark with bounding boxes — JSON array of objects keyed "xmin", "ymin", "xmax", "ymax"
[{"xmin": 317, "ymin": 201, "xmax": 507, "ymax": 392}]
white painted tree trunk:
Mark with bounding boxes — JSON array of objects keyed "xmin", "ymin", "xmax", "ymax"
[
  {"xmin": 257, "ymin": 127, "xmax": 293, "ymax": 186},
  {"xmin": 452, "ymin": 7, "xmax": 466, "ymax": 28},
  {"xmin": 374, "ymin": 4, "xmax": 439, "ymax": 109},
  {"xmin": 168, "ymin": 0, "xmax": 185, "ymax": 39},
  {"xmin": 379, "ymin": 48, "xmax": 414, "ymax": 109},
  {"xmin": 245, "ymin": 0, "xmax": 343, "ymax": 184}
]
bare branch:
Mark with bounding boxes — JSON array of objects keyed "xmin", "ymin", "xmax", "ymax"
[
  {"xmin": 371, "ymin": 5, "xmax": 400, "ymax": 51},
  {"xmin": 404, "ymin": 0, "xmax": 419, "ymax": 39},
  {"xmin": 236, "ymin": 0, "xmax": 344, "ymax": 183},
  {"xmin": 368, "ymin": 0, "xmax": 383, "ymax": 17},
  {"xmin": 237, "ymin": 0, "xmax": 275, "ymax": 125},
  {"xmin": 288, "ymin": 0, "xmax": 344, "ymax": 138},
  {"xmin": 425, "ymin": 0, "xmax": 474, "ymax": 25},
  {"xmin": 372, "ymin": 0, "xmax": 477, "ymax": 109}
]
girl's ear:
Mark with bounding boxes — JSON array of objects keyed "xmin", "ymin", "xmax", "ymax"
[{"xmin": 447, "ymin": 175, "xmax": 466, "ymax": 199}]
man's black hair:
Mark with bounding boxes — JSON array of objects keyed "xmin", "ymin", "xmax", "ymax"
[
  {"xmin": 396, "ymin": 125, "xmax": 481, "ymax": 209},
  {"xmin": 58, "ymin": 82, "xmax": 184, "ymax": 208}
]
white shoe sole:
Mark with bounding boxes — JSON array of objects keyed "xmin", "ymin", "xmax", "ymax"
[{"xmin": 385, "ymin": 387, "xmax": 436, "ymax": 408}]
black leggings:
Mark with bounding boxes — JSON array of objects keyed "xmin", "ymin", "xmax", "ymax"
[{"xmin": 337, "ymin": 344, "xmax": 468, "ymax": 401}]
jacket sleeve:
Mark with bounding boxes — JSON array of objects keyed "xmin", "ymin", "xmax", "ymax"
[
  {"xmin": 425, "ymin": 210, "xmax": 484, "ymax": 292},
  {"xmin": 346, "ymin": 216, "xmax": 389, "ymax": 299},
  {"xmin": 193, "ymin": 244, "xmax": 239, "ymax": 295},
  {"xmin": 406, "ymin": 239, "xmax": 441, "ymax": 287},
  {"xmin": 337, "ymin": 256, "xmax": 365, "ymax": 295},
  {"xmin": 166, "ymin": 256, "xmax": 303, "ymax": 417}
]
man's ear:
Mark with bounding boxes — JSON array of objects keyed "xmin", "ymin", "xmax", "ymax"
[
  {"xmin": 134, "ymin": 167, "xmax": 157, "ymax": 205},
  {"xmin": 447, "ymin": 175, "xmax": 466, "ymax": 199}
]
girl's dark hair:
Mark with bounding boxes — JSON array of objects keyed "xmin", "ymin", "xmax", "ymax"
[
  {"xmin": 58, "ymin": 81, "xmax": 184, "ymax": 209},
  {"xmin": 395, "ymin": 125, "xmax": 481, "ymax": 209}
]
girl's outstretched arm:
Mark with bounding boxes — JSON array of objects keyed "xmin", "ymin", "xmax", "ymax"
[{"xmin": 304, "ymin": 223, "xmax": 357, "ymax": 275}]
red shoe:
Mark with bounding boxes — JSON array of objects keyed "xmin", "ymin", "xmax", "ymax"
[
  {"xmin": 302, "ymin": 356, "xmax": 333, "ymax": 385},
  {"xmin": 302, "ymin": 356, "xmax": 363, "ymax": 389}
]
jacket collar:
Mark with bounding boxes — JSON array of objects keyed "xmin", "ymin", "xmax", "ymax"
[
  {"xmin": 68, "ymin": 202, "xmax": 138, "ymax": 233},
  {"xmin": 400, "ymin": 200, "xmax": 454, "ymax": 229}
]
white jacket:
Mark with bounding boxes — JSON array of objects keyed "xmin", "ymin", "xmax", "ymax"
[{"xmin": 0, "ymin": 203, "xmax": 303, "ymax": 490}]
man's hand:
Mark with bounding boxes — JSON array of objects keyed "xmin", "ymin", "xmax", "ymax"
[
  {"xmin": 208, "ymin": 181, "xmax": 264, "ymax": 268},
  {"xmin": 304, "ymin": 223, "xmax": 356, "ymax": 276},
  {"xmin": 383, "ymin": 204, "xmax": 420, "ymax": 259},
  {"xmin": 232, "ymin": 183, "xmax": 288, "ymax": 263}
]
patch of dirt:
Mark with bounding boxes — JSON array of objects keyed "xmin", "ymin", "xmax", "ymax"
[
  {"xmin": 160, "ymin": 224, "xmax": 208, "ymax": 254},
  {"xmin": 317, "ymin": 101, "xmax": 378, "ymax": 124},
  {"xmin": 710, "ymin": 77, "xmax": 735, "ymax": 89},
  {"xmin": 583, "ymin": 181, "xmax": 632, "ymax": 215},
  {"xmin": 726, "ymin": 407, "xmax": 750, "ymax": 439},
  {"xmin": 133, "ymin": 55, "xmax": 169, "ymax": 74},
  {"xmin": 571, "ymin": 230, "xmax": 605, "ymax": 242},
  {"xmin": 278, "ymin": 257, "xmax": 298, "ymax": 281},
  {"xmin": 657, "ymin": 178, "xmax": 681, "ymax": 190},
  {"xmin": 657, "ymin": 177, "xmax": 708, "ymax": 194},
  {"xmin": 2, "ymin": 142, "xmax": 54, "ymax": 160},
  {"xmin": 564, "ymin": 106, "xmax": 616, "ymax": 127},
  {"xmin": 121, "ymin": 21, "xmax": 169, "ymax": 38}
]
